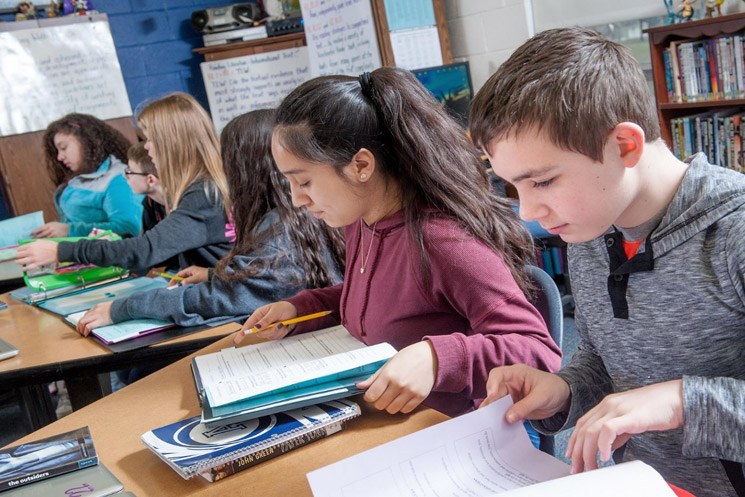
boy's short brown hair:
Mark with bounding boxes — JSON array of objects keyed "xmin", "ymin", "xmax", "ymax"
[
  {"xmin": 470, "ymin": 27, "xmax": 660, "ymax": 161},
  {"xmin": 126, "ymin": 142, "xmax": 157, "ymax": 176}
]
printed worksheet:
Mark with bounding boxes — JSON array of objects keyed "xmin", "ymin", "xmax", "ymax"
[
  {"xmin": 194, "ymin": 326, "xmax": 396, "ymax": 407},
  {"xmin": 308, "ymin": 397, "xmax": 569, "ymax": 497}
]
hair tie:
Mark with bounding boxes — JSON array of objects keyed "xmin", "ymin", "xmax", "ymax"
[{"xmin": 359, "ymin": 72, "xmax": 374, "ymax": 99}]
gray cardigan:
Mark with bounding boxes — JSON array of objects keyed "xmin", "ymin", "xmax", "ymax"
[
  {"xmin": 536, "ymin": 154, "xmax": 745, "ymax": 497},
  {"xmin": 57, "ymin": 179, "xmax": 232, "ymax": 275},
  {"xmin": 109, "ymin": 209, "xmax": 343, "ymax": 327}
]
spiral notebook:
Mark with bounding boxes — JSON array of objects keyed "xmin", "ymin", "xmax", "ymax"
[{"xmin": 141, "ymin": 400, "xmax": 361, "ymax": 481}]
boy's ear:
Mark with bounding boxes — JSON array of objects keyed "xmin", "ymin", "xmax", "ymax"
[
  {"xmin": 351, "ymin": 148, "xmax": 376, "ymax": 183},
  {"xmin": 611, "ymin": 122, "xmax": 645, "ymax": 167}
]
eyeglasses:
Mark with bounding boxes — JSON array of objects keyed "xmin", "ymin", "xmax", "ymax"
[{"xmin": 124, "ymin": 169, "xmax": 149, "ymax": 177}]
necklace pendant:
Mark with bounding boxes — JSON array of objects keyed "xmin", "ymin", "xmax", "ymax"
[{"xmin": 360, "ymin": 267, "xmax": 365, "ymax": 274}]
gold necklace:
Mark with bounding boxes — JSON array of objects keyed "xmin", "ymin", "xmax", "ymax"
[{"xmin": 359, "ymin": 221, "xmax": 378, "ymax": 274}]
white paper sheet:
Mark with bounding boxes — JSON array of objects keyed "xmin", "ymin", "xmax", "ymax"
[
  {"xmin": 307, "ymin": 397, "xmax": 570, "ymax": 497},
  {"xmin": 195, "ymin": 326, "xmax": 396, "ymax": 407},
  {"xmin": 390, "ymin": 26, "xmax": 443, "ymax": 70}
]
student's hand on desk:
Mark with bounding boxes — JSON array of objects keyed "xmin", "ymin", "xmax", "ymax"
[
  {"xmin": 14, "ymin": 240, "xmax": 60, "ymax": 271},
  {"xmin": 566, "ymin": 379, "xmax": 683, "ymax": 474},
  {"xmin": 76, "ymin": 302, "xmax": 114, "ymax": 337},
  {"xmin": 357, "ymin": 341, "xmax": 437, "ymax": 415},
  {"xmin": 31, "ymin": 222, "xmax": 69, "ymax": 238},
  {"xmin": 174, "ymin": 266, "xmax": 208, "ymax": 286},
  {"xmin": 481, "ymin": 364, "xmax": 571, "ymax": 423},
  {"xmin": 235, "ymin": 301, "xmax": 297, "ymax": 345}
]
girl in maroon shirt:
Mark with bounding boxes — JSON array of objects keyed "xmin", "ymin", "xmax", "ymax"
[{"xmin": 236, "ymin": 67, "xmax": 561, "ymax": 417}]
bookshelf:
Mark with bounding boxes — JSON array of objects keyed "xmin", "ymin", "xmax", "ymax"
[{"xmin": 646, "ymin": 13, "xmax": 745, "ymax": 171}]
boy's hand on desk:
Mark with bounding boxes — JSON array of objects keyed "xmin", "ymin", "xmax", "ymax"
[
  {"xmin": 481, "ymin": 364, "xmax": 571, "ymax": 423},
  {"xmin": 357, "ymin": 340, "xmax": 437, "ymax": 415},
  {"xmin": 235, "ymin": 301, "xmax": 297, "ymax": 345},
  {"xmin": 14, "ymin": 240, "xmax": 59, "ymax": 270},
  {"xmin": 566, "ymin": 379, "xmax": 683, "ymax": 474},
  {"xmin": 175, "ymin": 266, "xmax": 208, "ymax": 286},
  {"xmin": 76, "ymin": 302, "xmax": 114, "ymax": 336},
  {"xmin": 31, "ymin": 222, "xmax": 68, "ymax": 238}
]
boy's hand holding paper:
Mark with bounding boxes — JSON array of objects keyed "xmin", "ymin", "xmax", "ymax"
[{"xmin": 14, "ymin": 240, "xmax": 59, "ymax": 271}]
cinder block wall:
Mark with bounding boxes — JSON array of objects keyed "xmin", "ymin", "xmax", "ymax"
[{"xmin": 444, "ymin": 0, "xmax": 531, "ymax": 92}]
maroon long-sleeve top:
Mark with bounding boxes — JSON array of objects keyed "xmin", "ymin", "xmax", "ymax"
[{"xmin": 287, "ymin": 210, "xmax": 561, "ymax": 417}]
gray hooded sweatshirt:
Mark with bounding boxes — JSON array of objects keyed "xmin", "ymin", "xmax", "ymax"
[{"xmin": 536, "ymin": 154, "xmax": 745, "ymax": 497}]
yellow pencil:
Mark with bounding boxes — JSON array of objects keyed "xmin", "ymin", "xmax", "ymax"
[
  {"xmin": 244, "ymin": 310, "xmax": 333, "ymax": 335},
  {"xmin": 157, "ymin": 272, "xmax": 184, "ymax": 281}
]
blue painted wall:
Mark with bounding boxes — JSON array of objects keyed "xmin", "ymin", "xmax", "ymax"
[{"xmin": 2, "ymin": 0, "xmax": 229, "ymax": 113}]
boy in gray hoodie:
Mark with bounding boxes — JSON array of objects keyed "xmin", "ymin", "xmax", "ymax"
[{"xmin": 471, "ymin": 27, "xmax": 745, "ymax": 497}]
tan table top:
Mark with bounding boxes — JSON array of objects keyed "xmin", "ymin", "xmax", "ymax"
[{"xmin": 10, "ymin": 334, "xmax": 448, "ymax": 496}]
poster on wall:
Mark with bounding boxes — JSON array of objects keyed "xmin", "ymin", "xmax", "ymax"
[
  {"xmin": 0, "ymin": 16, "xmax": 131, "ymax": 136},
  {"xmin": 201, "ymin": 47, "xmax": 310, "ymax": 135},
  {"xmin": 300, "ymin": 0, "xmax": 382, "ymax": 77}
]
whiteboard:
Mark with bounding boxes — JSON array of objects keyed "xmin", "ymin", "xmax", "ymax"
[
  {"xmin": 300, "ymin": 0, "xmax": 382, "ymax": 77},
  {"xmin": 201, "ymin": 47, "xmax": 310, "ymax": 135},
  {"xmin": 0, "ymin": 17, "xmax": 132, "ymax": 136}
]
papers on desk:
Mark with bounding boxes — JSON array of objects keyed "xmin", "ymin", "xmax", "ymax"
[
  {"xmin": 65, "ymin": 311, "xmax": 174, "ymax": 345},
  {"xmin": 0, "ymin": 211, "xmax": 43, "ymax": 281},
  {"xmin": 37, "ymin": 277, "xmax": 168, "ymax": 316},
  {"xmin": 307, "ymin": 397, "xmax": 676, "ymax": 497},
  {"xmin": 192, "ymin": 325, "xmax": 396, "ymax": 426}
]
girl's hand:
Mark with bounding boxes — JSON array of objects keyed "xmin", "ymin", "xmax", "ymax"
[
  {"xmin": 235, "ymin": 301, "xmax": 297, "ymax": 345},
  {"xmin": 174, "ymin": 266, "xmax": 209, "ymax": 286},
  {"xmin": 76, "ymin": 302, "xmax": 114, "ymax": 337},
  {"xmin": 14, "ymin": 241, "xmax": 60, "ymax": 271},
  {"xmin": 357, "ymin": 341, "xmax": 437, "ymax": 414},
  {"xmin": 31, "ymin": 222, "xmax": 69, "ymax": 239}
]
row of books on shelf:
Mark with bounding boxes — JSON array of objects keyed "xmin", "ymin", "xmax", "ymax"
[
  {"xmin": 535, "ymin": 245, "xmax": 564, "ymax": 278},
  {"xmin": 663, "ymin": 33, "xmax": 745, "ymax": 103},
  {"xmin": 670, "ymin": 111, "xmax": 745, "ymax": 172}
]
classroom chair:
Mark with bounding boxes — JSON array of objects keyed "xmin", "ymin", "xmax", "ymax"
[{"xmin": 525, "ymin": 264, "xmax": 564, "ymax": 455}]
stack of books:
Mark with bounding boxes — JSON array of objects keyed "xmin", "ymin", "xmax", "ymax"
[
  {"xmin": 0, "ymin": 426, "xmax": 126, "ymax": 496},
  {"xmin": 141, "ymin": 325, "xmax": 396, "ymax": 482},
  {"xmin": 142, "ymin": 400, "xmax": 361, "ymax": 482}
]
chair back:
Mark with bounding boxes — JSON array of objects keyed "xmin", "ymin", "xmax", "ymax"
[
  {"xmin": 524, "ymin": 264, "xmax": 564, "ymax": 455},
  {"xmin": 525, "ymin": 264, "xmax": 563, "ymax": 350}
]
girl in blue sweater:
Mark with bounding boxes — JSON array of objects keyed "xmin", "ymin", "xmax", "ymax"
[{"xmin": 32, "ymin": 113, "xmax": 143, "ymax": 238}]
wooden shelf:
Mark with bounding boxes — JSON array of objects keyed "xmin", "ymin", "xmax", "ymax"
[
  {"xmin": 193, "ymin": 32, "xmax": 306, "ymax": 62},
  {"xmin": 645, "ymin": 14, "xmax": 745, "ymax": 148}
]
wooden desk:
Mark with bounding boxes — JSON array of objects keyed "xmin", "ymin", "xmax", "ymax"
[
  {"xmin": 9, "ymin": 334, "xmax": 448, "ymax": 496},
  {"xmin": 0, "ymin": 293, "xmax": 239, "ymax": 430}
]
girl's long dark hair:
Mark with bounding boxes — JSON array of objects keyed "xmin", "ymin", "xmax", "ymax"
[
  {"xmin": 274, "ymin": 67, "xmax": 534, "ymax": 292},
  {"xmin": 43, "ymin": 113, "xmax": 131, "ymax": 187},
  {"xmin": 214, "ymin": 109, "xmax": 345, "ymax": 287}
]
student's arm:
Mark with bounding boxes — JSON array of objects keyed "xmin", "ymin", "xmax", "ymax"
[
  {"xmin": 419, "ymin": 228, "xmax": 563, "ymax": 402},
  {"xmin": 110, "ymin": 226, "xmax": 308, "ymax": 327},
  {"xmin": 57, "ymin": 186, "xmax": 225, "ymax": 272},
  {"xmin": 66, "ymin": 175, "xmax": 143, "ymax": 237},
  {"xmin": 283, "ymin": 284, "xmax": 343, "ymax": 333}
]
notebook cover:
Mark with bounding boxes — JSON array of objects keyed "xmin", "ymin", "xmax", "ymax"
[
  {"xmin": 142, "ymin": 400, "xmax": 361, "ymax": 479},
  {"xmin": 0, "ymin": 427, "xmax": 98, "ymax": 492},
  {"xmin": 2, "ymin": 464, "xmax": 122, "ymax": 497}
]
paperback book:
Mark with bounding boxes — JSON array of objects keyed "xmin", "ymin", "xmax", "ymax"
[
  {"xmin": 141, "ymin": 400, "xmax": 361, "ymax": 482},
  {"xmin": 191, "ymin": 325, "xmax": 395, "ymax": 426},
  {"xmin": 0, "ymin": 426, "xmax": 98, "ymax": 492}
]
